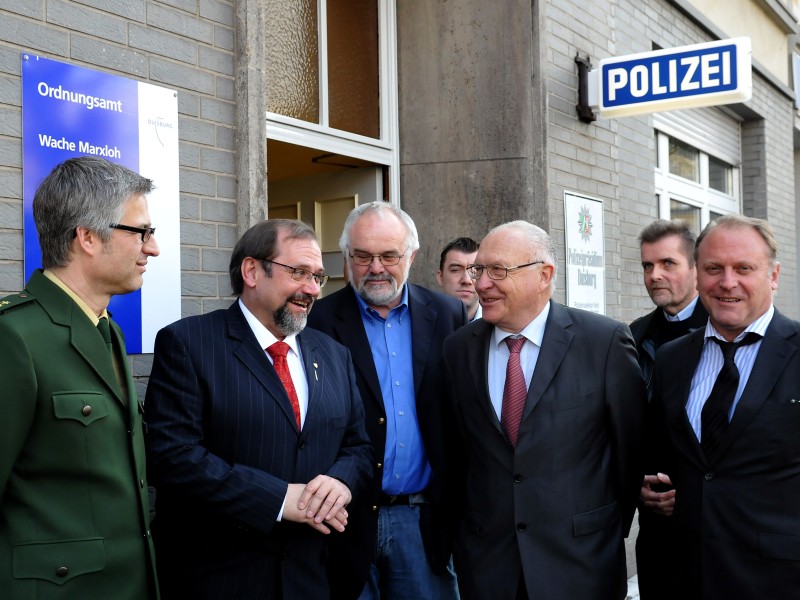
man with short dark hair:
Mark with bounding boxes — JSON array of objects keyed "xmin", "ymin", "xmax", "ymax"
[
  {"xmin": 145, "ymin": 219, "xmax": 371, "ymax": 599},
  {"xmin": 632, "ymin": 219, "xmax": 708, "ymax": 600},
  {"xmin": 648, "ymin": 215, "xmax": 800, "ymax": 598},
  {"xmin": 308, "ymin": 201, "xmax": 466, "ymax": 600},
  {"xmin": 0, "ymin": 156, "xmax": 160, "ymax": 598},
  {"xmin": 437, "ymin": 237, "xmax": 482, "ymax": 320}
]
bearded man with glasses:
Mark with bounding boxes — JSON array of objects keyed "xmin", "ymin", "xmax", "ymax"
[
  {"xmin": 308, "ymin": 201, "xmax": 467, "ymax": 600},
  {"xmin": 443, "ymin": 220, "xmax": 646, "ymax": 600},
  {"xmin": 145, "ymin": 219, "xmax": 371, "ymax": 599}
]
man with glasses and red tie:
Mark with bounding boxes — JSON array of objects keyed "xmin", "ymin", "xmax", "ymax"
[
  {"xmin": 443, "ymin": 220, "xmax": 645, "ymax": 600},
  {"xmin": 145, "ymin": 219, "xmax": 371, "ymax": 599},
  {"xmin": 308, "ymin": 201, "xmax": 467, "ymax": 600},
  {"xmin": 0, "ymin": 156, "xmax": 160, "ymax": 599}
]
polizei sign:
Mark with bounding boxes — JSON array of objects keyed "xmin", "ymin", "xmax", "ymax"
[{"xmin": 588, "ymin": 38, "xmax": 752, "ymax": 118}]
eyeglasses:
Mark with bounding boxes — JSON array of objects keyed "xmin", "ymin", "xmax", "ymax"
[
  {"xmin": 348, "ymin": 251, "xmax": 405, "ymax": 266},
  {"xmin": 262, "ymin": 259, "xmax": 329, "ymax": 288},
  {"xmin": 467, "ymin": 261, "xmax": 544, "ymax": 281},
  {"xmin": 109, "ymin": 223, "xmax": 156, "ymax": 243}
]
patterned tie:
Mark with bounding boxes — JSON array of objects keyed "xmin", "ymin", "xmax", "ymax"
[
  {"xmin": 266, "ymin": 341, "xmax": 302, "ymax": 429},
  {"xmin": 501, "ymin": 336, "xmax": 527, "ymax": 447},
  {"xmin": 701, "ymin": 332, "xmax": 761, "ymax": 458},
  {"xmin": 97, "ymin": 317, "xmax": 113, "ymax": 355}
]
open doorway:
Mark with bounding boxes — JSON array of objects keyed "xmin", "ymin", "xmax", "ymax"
[{"xmin": 267, "ymin": 139, "xmax": 386, "ymax": 295}]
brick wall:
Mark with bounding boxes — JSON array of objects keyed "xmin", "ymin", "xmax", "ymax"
[{"xmin": 0, "ymin": 1, "xmax": 237, "ymax": 393}]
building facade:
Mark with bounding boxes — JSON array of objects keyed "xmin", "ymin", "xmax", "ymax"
[{"xmin": 2, "ymin": 0, "xmax": 798, "ymax": 582}]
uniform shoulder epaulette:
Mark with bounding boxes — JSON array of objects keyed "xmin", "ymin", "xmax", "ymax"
[{"xmin": 0, "ymin": 292, "xmax": 36, "ymax": 314}]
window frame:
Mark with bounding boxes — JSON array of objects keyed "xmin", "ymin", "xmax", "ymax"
[
  {"xmin": 655, "ymin": 131, "xmax": 740, "ymax": 228},
  {"xmin": 266, "ymin": 0, "xmax": 400, "ymax": 203}
]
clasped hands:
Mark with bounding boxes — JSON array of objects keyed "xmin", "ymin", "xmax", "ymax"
[
  {"xmin": 640, "ymin": 472, "xmax": 676, "ymax": 516},
  {"xmin": 284, "ymin": 474, "xmax": 352, "ymax": 534}
]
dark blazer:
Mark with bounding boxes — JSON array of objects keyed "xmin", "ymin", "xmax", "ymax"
[
  {"xmin": 629, "ymin": 299, "xmax": 707, "ymax": 600},
  {"xmin": 307, "ymin": 283, "xmax": 467, "ymax": 598},
  {"xmin": 443, "ymin": 301, "xmax": 646, "ymax": 600},
  {"xmin": 630, "ymin": 300, "xmax": 708, "ymax": 398},
  {"xmin": 144, "ymin": 302, "xmax": 372, "ymax": 600},
  {"xmin": 649, "ymin": 309, "xmax": 800, "ymax": 599},
  {"xmin": 0, "ymin": 270, "xmax": 158, "ymax": 599}
]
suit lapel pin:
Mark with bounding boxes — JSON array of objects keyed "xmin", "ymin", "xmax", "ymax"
[{"xmin": 313, "ymin": 362, "xmax": 318, "ymax": 381}]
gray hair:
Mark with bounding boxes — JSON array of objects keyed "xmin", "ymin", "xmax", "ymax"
[
  {"xmin": 488, "ymin": 220, "xmax": 558, "ymax": 290},
  {"xmin": 638, "ymin": 219, "xmax": 697, "ymax": 267},
  {"xmin": 33, "ymin": 156, "xmax": 154, "ymax": 268},
  {"xmin": 338, "ymin": 201, "xmax": 420, "ymax": 255}
]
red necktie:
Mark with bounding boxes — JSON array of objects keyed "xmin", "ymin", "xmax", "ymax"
[
  {"xmin": 501, "ymin": 336, "xmax": 527, "ymax": 447},
  {"xmin": 266, "ymin": 341, "xmax": 301, "ymax": 429}
]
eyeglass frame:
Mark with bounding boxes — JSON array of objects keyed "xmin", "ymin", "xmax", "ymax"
[
  {"xmin": 466, "ymin": 261, "xmax": 545, "ymax": 281},
  {"xmin": 109, "ymin": 223, "xmax": 156, "ymax": 243},
  {"xmin": 261, "ymin": 258, "xmax": 329, "ymax": 288},
  {"xmin": 348, "ymin": 250, "xmax": 406, "ymax": 267}
]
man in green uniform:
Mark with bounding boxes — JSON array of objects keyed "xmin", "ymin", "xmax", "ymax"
[{"xmin": 0, "ymin": 156, "xmax": 160, "ymax": 599}]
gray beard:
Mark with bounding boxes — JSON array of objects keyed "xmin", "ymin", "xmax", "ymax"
[
  {"xmin": 356, "ymin": 274, "xmax": 401, "ymax": 306},
  {"xmin": 273, "ymin": 302, "xmax": 307, "ymax": 337}
]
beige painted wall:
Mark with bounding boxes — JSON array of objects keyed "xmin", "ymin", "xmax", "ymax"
[{"xmin": 688, "ymin": 0, "xmax": 790, "ymax": 84}]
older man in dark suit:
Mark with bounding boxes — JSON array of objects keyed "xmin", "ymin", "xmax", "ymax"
[
  {"xmin": 307, "ymin": 201, "xmax": 466, "ymax": 600},
  {"xmin": 0, "ymin": 157, "xmax": 160, "ymax": 599},
  {"xmin": 145, "ymin": 219, "xmax": 371, "ymax": 599},
  {"xmin": 443, "ymin": 220, "xmax": 646, "ymax": 600},
  {"xmin": 648, "ymin": 215, "xmax": 800, "ymax": 598}
]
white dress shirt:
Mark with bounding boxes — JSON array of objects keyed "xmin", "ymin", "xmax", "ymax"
[
  {"xmin": 238, "ymin": 298, "xmax": 309, "ymax": 426},
  {"xmin": 685, "ymin": 305, "xmax": 773, "ymax": 441},
  {"xmin": 487, "ymin": 302, "xmax": 551, "ymax": 420}
]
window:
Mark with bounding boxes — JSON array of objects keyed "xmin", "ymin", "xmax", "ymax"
[
  {"xmin": 655, "ymin": 132, "xmax": 740, "ymax": 230},
  {"xmin": 669, "ymin": 138, "xmax": 699, "ymax": 182},
  {"xmin": 265, "ymin": 0, "xmax": 400, "ymax": 201},
  {"xmin": 708, "ymin": 156, "xmax": 733, "ymax": 195}
]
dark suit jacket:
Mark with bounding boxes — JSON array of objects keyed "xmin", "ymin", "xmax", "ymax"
[
  {"xmin": 0, "ymin": 270, "xmax": 158, "ymax": 599},
  {"xmin": 443, "ymin": 301, "xmax": 646, "ymax": 600},
  {"xmin": 649, "ymin": 309, "xmax": 800, "ymax": 599},
  {"xmin": 307, "ymin": 283, "xmax": 467, "ymax": 598},
  {"xmin": 144, "ymin": 302, "xmax": 372, "ymax": 599},
  {"xmin": 630, "ymin": 300, "xmax": 708, "ymax": 398},
  {"xmin": 630, "ymin": 300, "xmax": 707, "ymax": 600}
]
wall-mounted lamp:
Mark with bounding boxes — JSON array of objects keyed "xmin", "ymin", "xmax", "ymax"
[{"xmin": 575, "ymin": 55, "xmax": 597, "ymax": 123}]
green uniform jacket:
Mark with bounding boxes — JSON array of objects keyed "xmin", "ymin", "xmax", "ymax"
[{"xmin": 0, "ymin": 270, "xmax": 158, "ymax": 599}]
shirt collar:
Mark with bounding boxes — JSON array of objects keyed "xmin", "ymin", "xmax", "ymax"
[
  {"xmin": 43, "ymin": 269, "xmax": 108, "ymax": 325},
  {"xmin": 492, "ymin": 301, "xmax": 551, "ymax": 348},
  {"xmin": 704, "ymin": 304, "xmax": 774, "ymax": 344},
  {"xmin": 238, "ymin": 298, "xmax": 300, "ymax": 355},
  {"xmin": 664, "ymin": 295, "xmax": 699, "ymax": 322}
]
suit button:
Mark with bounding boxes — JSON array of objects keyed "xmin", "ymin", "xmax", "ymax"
[
  {"xmin": 371, "ymin": 505, "xmax": 378, "ymax": 512},
  {"xmin": 704, "ymin": 473, "xmax": 713, "ymax": 481},
  {"xmin": 516, "ymin": 523, "xmax": 527, "ymax": 532},
  {"xmin": 298, "ymin": 441, "xmax": 307, "ymax": 449},
  {"xmin": 377, "ymin": 417, "xmax": 386, "ymax": 425},
  {"xmin": 56, "ymin": 566, "xmax": 68, "ymax": 577},
  {"xmin": 376, "ymin": 462, "xmax": 383, "ymax": 469},
  {"xmin": 82, "ymin": 405, "xmax": 92, "ymax": 416},
  {"xmin": 513, "ymin": 474, "xmax": 523, "ymax": 483}
]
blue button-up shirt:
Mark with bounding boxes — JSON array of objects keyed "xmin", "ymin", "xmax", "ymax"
[{"xmin": 355, "ymin": 286, "xmax": 432, "ymax": 494}]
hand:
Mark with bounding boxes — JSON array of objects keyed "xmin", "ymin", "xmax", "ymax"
[
  {"xmin": 283, "ymin": 476, "xmax": 352, "ymax": 534},
  {"xmin": 640, "ymin": 473, "xmax": 675, "ymax": 516}
]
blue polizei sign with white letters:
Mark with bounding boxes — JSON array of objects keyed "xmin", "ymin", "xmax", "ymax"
[{"xmin": 588, "ymin": 38, "xmax": 752, "ymax": 118}]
